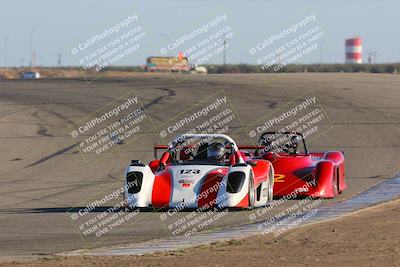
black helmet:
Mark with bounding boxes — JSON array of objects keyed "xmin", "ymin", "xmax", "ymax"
[
  {"xmin": 207, "ymin": 143, "xmax": 226, "ymax": 161},
  {"xmin": 285, "ymin": 135, "xmax": 300, "ymax": 154}
]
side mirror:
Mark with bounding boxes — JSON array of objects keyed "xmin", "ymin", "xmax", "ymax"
[{"xmin": 130, "ymin": 160, "xmax": 145, "ymax": 167}]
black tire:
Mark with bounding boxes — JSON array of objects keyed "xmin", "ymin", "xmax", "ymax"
[
  {"xmin": 337, "ymin": 167, "xmax": 343, "ymax": 194},
  {"xmin": 332, "ymin": 167, "xmax": 339, "ymax": 196}
]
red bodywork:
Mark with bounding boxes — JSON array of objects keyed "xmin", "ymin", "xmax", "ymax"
[
  {"xmin": 238, "ymin": 145, "xmax": 346, "ymax": 198},
  {"xmin": 262, "ymin": 151, "xmax": 346, "ymax": 198}
]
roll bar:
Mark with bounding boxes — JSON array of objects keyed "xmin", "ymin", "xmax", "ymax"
[{"xmin": 157, "ymin": 134, "xmax": 245, "ymax": 164}]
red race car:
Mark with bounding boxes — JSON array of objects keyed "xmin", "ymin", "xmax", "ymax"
[{"xmin": 241, "ymin": 132, "xmax": 346, "ymax": 198}]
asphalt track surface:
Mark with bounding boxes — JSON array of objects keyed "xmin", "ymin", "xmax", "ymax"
[{"xmin": 0, "ymin": 73, "xmax": 399, "ymax": 257}]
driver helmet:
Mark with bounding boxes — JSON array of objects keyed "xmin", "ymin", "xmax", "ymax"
[
  {"xmin": 288, "ymin": 135, "xmax": 300, "ymax": 153},
  {"xmin": 207, "ymin": 142, "xmax": 226, "ymax": 162}
]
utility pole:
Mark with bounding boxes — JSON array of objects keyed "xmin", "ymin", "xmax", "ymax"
[
  {"xmin": 319, "ymin": 39, "xmax": 325, "ymax": 71},
  {"xmin": 223, "ymin": 34, "xmax": 227, "ymax": 66},
  {"xmin": 29, "ymin": 26, "xmax": 37, "ymax": 67},
  {"xmin": 58, "ymin": 53, "xmax": 62, "ymax": 66},
  {"xmin": 4, "ymin": 35, "xmax": 9, "ymax": 67},
  {"xmin": 368, "ymin": 51, "xmax": 377, "ymax": 64}
]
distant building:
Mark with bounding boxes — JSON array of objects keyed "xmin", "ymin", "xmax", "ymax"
[{"xmin": 146, "ymin": 56, "xmax": 193, "ymax": 72}]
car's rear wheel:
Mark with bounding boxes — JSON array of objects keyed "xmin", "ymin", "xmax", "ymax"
[
  {"xmin": 332, "ymin": 167, "xmax": 339, "ymax": 196},
  {"xmin": 337, "ymin": 167, "xmax": 343, "ymax": 194}
]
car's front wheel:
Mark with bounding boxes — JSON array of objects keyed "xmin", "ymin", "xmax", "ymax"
[
  {"xmin": 267, "ymin": 168, "xmax": 274, "ymax": 202},
  {"xmin": 247, "ymin": 173, "xmax": 255, "ymax": 209}
]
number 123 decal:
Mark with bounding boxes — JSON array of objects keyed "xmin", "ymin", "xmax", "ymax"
[{"xmin": 180, "ymin": 169, "xmax": 200, "ymax": 174}]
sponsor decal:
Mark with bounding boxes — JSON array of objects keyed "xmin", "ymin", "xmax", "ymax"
[{"xmin": 179, "ymin": 179, "xmax": 194, "ymax": 188}]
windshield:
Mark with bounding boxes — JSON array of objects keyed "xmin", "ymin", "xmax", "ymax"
[
  {"xmin": 257, "ymin": 132, "xmax": 307, "ymax": 156},
  {"xmin": 170, "ymin": 136, "xmax": 233, "ymax": 166}
]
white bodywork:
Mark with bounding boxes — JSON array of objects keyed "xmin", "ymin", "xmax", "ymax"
[
  {"xmin": 124, "ymin": 134, "xmax": 273, "ymax": 209},
  {"xmin": 125, "ymin": 164, "xmax": 255, "ymax": 209}
]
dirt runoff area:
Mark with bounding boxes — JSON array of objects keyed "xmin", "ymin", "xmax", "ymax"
[{"xmin": 2, "ymin": 199, "xmax": 400, "ymax": 267}]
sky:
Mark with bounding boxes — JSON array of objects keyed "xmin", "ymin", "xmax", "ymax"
[{"xmin": 0, "ymin": 0, "xmax": 398, "ymax": 67}]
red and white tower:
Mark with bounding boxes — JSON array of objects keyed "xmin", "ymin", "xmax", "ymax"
[{"xmin": 345, "ymin": 37, "xmax": 362, "ymax": 64}]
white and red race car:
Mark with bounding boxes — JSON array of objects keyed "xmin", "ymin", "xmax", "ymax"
[{"xmin": 124, "ymin": 134, "xmax": 274, "ymax": 210}]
